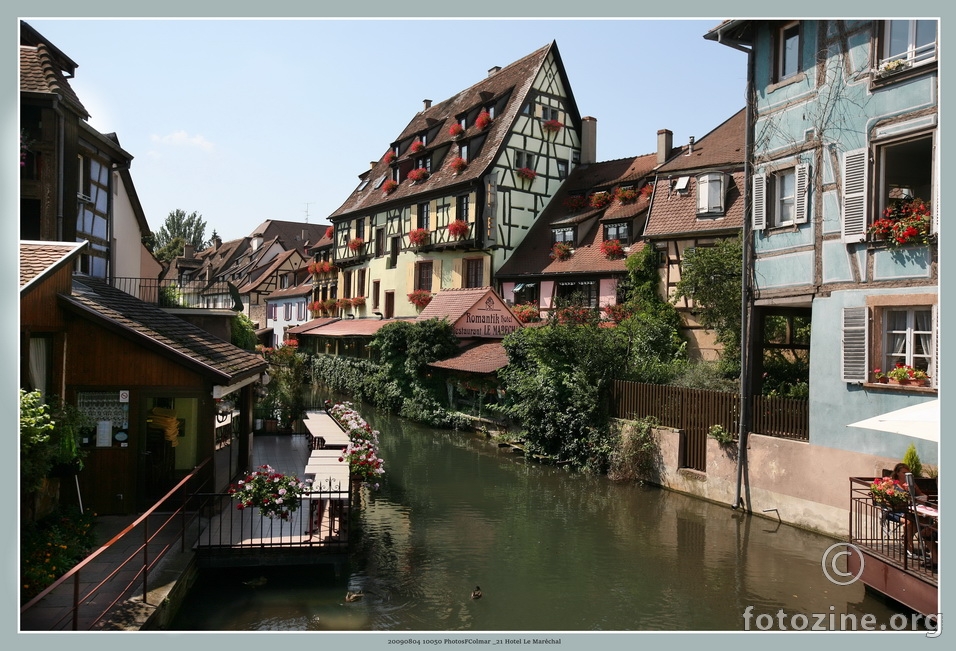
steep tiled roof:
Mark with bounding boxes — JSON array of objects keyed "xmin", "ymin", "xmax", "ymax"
[
  {"xmin": 238, "ymin": 248, "xmax": 301, "ymax": 293},
  {"xmin": 286, "ymin": 318, "xmax": 340, "ymax": 335},
  {"xmin": 60, "ymin": 276, "xmax": 266, "ymax": 383},
  {"xmin": 497, "ymin": 155, "xmax": 657, "ymax": 278},
  {"xmin": 330, "ymin": 43, "xmax": 555, "ymax": 219},
  {"xmin": 248, "ymin": 220, "xmax": 330, "ymax": 256},
  {"xmin": 19, "ymin": 40, "xmax": 88, "ymax": 118},
  {"xmin": 429, "ymin": 341, "xmax": 510, "ymax": 374},
  {"xmin": 644, "ymin": 109, "xmax": 746, "ymax": 238},
  {"xmin": 416, "ymin": 287, "xmax": 495, "ymax": 324},
  {"xmin": 20, "ymin": 241, "xmax": 86, "ymax": 292},
  {"xmin": 267, "ymin": 274, "xmax": 313, "ymax": 300}
]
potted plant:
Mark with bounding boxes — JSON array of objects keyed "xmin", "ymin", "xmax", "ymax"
[
  {"xmin": 869, "ymin": 476, "xmax": 910, "ymax": 512},
  {"xmin": 589, "ymin": 192, "xmax": 612, "ymax": 209},
  {"xmin": 600, "ymin": 239, "xmax": 625, "ymax": 260},
  {"xmin": 347, "ymin": 237, "xmax": 365, "ymax": 252},
  {"xmin": 448, "ymin": 123, "xmax": 465, "ymax": 139},
  {"xmin": 409, "ymin": 139, "xmax": 425, "ymax": 154},
  {"xmin": 320, "ymin": 298, "xmax": 338, "ymax": 315},
  {"xmin": 448, "ymin": 219, "xmax": 469, "ymax": 239},
  {"xmin": 516, "ymin": 167, "xmax": 537, "ymax": 182},
  {"xmin": 336, "ymin": 298, "xmax": 352, "ymax": 311},
  {"xmin": 867, "ymin": 197, "xmax": 932, "ymax": 247},
  {"xmin": 475, "ymin": 110, "xmax": 492, "ymax": 130},
  {"xmin": 614, "ymin": 187, "xmax": 640, "ymax": 204},
  {"xmin": 872, "ymin": 368, "xmax": 888, "ymax": 384},
  {"xmin": 408, "ymin": 289, "xmax": 433, "ymax": 309},
  {"xmin": 877, "ymin": 58, "xmax": 910, "ymax": 77},
  {"xmin": 351, "ymin": 296, "xmax": 366, "ymax": 307},
  {"xmin": 542, "ymin": 118, "xmax": 563, "ymax": 133},
  {"xmin": 407, "ymin": 168, "xmax": 430, "ymax": 183},
  {"xmin": 448, "ymin": 156, "xmax": 468, "ymax": 174},
  {"xmin": 308, "ymin": 300, "xmax": 323, "ymax": 317},
  {"xmin": 550, "ymin": 242, "xmax": 572, "ymax": 261},
  {"xmin": 384, "ymin": 150, "xmax": 397, "ymax": 164},
  {"xmin": 409, "ymin": 227, "xmax": 430, "ymax": 247},
  {"xmin": 228, "ymin": 464, "xmax": 312, "ymax": 520},
  {"xmin": 382, "ymin": 179, "xmax": 399, "ymax": 195},
  {"xmin": 886, "ymin": 363, "xmax": 929, "ymax": 386}
]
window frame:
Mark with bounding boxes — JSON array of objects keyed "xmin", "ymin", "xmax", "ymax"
[
  {"xmin": 415, "ymin": 261, "xmax": 434, "ymax": 292},
  {"xmin": 880, "ymin": 19, "xmax": 938, "ymax": 70},
  {"xmin": 552, "ymin": 227, "xmax": 574, "ymax": 245},
  {"xmin": 604, "ymin": 222, "xmax": 631, "ymax": 244},
  {"xmin": 696, "ymin": 172, "xmax": 728, "ymax": 216},
  {"xmin": 417, "ymin": 202, "xmax": 430, "ymax": 230},
  {"xmin": 752, "ymin": 163, "xmax": 809, "ymax": 230},
  {"xmin": 775, "ymin": 21, "xmax": 801, "ymax": 83},
  {"xmin": 464, "ymin": 258, "xmax": 484, "ymax": 289},
  {"xmin": 515, "ymin": 150, "xmax": 535, "ymax": 170}
]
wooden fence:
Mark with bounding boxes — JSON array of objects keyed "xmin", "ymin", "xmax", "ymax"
[{"xmin": 610, "ymin": 381, "xmax": 809, "ymax": 471}]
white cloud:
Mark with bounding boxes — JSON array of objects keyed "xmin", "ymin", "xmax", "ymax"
[{"xmin": 150, "ymin": 130, "xmax": 215, "ymax": 153}]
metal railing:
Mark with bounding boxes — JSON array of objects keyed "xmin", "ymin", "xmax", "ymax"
[
  {"xmin": 111, "ymin": 277, "xmax": 234, "ymax": 309},
  {"xmin": 20, "ymin": 460, "xmax": 211, "ymax": 631}
]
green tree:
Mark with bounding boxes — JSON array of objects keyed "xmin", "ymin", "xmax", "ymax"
[
  {"xmin": 231, "ymin": 312, "xmax": 259, "ymax": 350},
  {"xmin": 150, "ymin": 209, "xmax": 209, "ymax": 263},
  {"xmin": 672, "ymin": 235, "xmax": 743, "ymax": 374}
]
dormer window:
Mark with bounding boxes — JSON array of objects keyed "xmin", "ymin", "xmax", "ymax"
[
  {"xmin": 552, "ymin": 226, "xmax": 574, "ymax": 245},
  {"xmin": 696, "ymin": 172, "xmax": 728, "ymax": 215},
  {"xmin": 417, "ymin": 156, "xmax": 432, "ymax": 172},
  {"xmin": 673, "ymin": 176, "xmax": 690, "ymax": 195},
  {"xmin": 604, "ymin": 222, "xmax": 631, "ymax": 244}
]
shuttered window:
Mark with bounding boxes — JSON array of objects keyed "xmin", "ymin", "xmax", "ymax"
[
  {"xmin": 841, "ymin": 306, "xmax": 869, "ymax": 383},
  {"xmin": 794, "ymin": 163, "xmax": 809, "ymax": 224},
  {"xmin": 842, "ymin": 148, "xmax": 868, "ymax": 242},
  {"xmin": 752, "ymin": 173, "xmax": 767, "ymax": 230}
]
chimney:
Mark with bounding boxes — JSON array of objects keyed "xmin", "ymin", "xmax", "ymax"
[
  {"xmin": 213, "ymin": 235, "xmax": 222, "ymax": 250},
  {"xmin": 183, "ymin": 243, "xmax": 195, "ymax": 259},
  {"xmin": 251, "ymin": 233, "xmax": 263, "ymax": 251},
  {"xmin": 685, "ymin": 135, "xmax": 695, "ymax": 156},
  {"xmin": 580, "ymin": 116, "xmax": 597, "ymax": 165},
  {"xmin": 488, "ymin": 66, "xmax": 501, "ymax": 77},
  {"xmin": 657, "ymin": 129, "xmax": 673, "ymax": 165},
  {"xmin": 423, "ymin": 99, "xmax": 432, "ymax": 110}
]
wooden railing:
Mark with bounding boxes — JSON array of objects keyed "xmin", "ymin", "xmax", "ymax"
[
  {"xmin": 610, "ymin": 381, "xmax": 809, "ymax": 471},
  {"xmin": 20, "ymin": 460, "xmax": 211, "ymax": 631}
]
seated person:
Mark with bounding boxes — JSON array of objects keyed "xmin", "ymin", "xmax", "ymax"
[{"xmin": 891, "ymin": 463, "xmax": 938, "ymax": 565}]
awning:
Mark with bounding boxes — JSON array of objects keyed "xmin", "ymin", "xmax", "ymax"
[{"xmin": 847, "ymin": 399, "xmax": 939, "ymax": 442}]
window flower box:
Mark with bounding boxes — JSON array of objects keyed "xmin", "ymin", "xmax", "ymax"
[
  {"xmin": 589, "ymin": 192, "xmax": 612, "ymax": 209},
  {"xmin": 867, "ymin": 197, "xmax": 932, "ymax": 247},
  {"xmin": 382, "ymin": 179, "xmax": 399, "ymax": 195},
  {"xmin": 886, "ymin": 363, "xmax": 930, "ymax": 386},
  {"xmin": 448, "ymin": 123, "xmax": 465, "ymax": 139},
  {"xmin": 351, "ymin": 296, "xmax": 366, "ymax": 307},
  {"xmin": 407, "ymin": 168, "xmax": 430, "ymax": 183},
  {"xmin": 876, "ymin": 58, "xmax": 910, "ymax": 78},
  {"xmin": 410, "ymin": 140, "xmax": 425, "ymax": 154},
  {"xmin": 448, "ymin": 156, "xmax": 468, "ymax": 174},
  {"xmin": 408, "ymin": 228, "xmax": 430, "ymax": 247},
  {"xmin": 308, "ymin": 300, "xmax": 323, "ymax": 316},
  {"xmin": 542, "ymin": 118, "xmax": 563, "ymax": 133},
  {"xmin": 516, "ymin": 167, "xmax": 537, "ymax": 182},
  {"xmin": 347, "ymin": 237, "xmax": 365, "ymax": 252},
  {"xmin": 562, "ymin": 195, "xmax": 588, "ymax": 211},
  {"xmin": 408, "ymin": 289, "xmax": 433, "ymax": 309},
  {"xmin": 448, "ymin": 219, "xmax": 469, "ymax": 239},
  {"xmin": 600, "ymin": 239, "xmax": 625, "ymax": 260},
  {"xmin": 320, "ymin": 299, "xmax": 338, "ymax": 315},
  {"xmin": 550, "ymin": 242, "xmax": 572, "ymax": 261},
  {"xmin": 475, "ymin": 110, "xmax": 492, "ymax": 130},
  {"xmin": 384, "ymin": 150, "xmax": 397, "ymax": 164},
  {"xmin": 614, "ymin": 187, "xmax": 640, "ymax": 204},
  {"xmin": 336, "ymin": 298, "xmax": 352, "ymax": 310}
]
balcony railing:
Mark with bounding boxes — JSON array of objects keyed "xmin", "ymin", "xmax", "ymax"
[{"xmin": 111, "ymin": 277, "xmax": 235, "ymax": 309}]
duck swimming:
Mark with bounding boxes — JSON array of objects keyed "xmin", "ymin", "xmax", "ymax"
[
  {"xmin": 471, "ymin": 586, "xmax": 482, "ymax": 600},
  {"xmin": 345, "ymin": 590, "xmax": 364, "ymax": 602}
]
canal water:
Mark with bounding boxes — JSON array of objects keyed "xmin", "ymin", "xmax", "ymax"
[{"xmin": 170, "ymin": 403, "xmax": 901, "ymax": 631}]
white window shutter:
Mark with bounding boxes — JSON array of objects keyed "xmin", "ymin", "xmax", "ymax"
[
  {"xmin": 794, "ymin": 163, "xmax": 810, "ymax": 224},
  {"xmin": 841, "ymin": 306, "xmax": 869, "ymax": 383},
  {"xmin": 752, "ymin": 173, "xmax": 767, "ymax": 230},
  {"xmin": 842, "ymin": 148, "xmax": 868, "ymax": 242}
]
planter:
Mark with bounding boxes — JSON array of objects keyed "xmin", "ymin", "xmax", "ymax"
[{"xmin": 888, "ymin": 378, "xmax": 929, "ymax": 387}]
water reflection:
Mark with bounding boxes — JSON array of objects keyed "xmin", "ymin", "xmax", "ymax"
[{"xmin": 171, "ymin": 400, "xmax": 900, "ymax": 631}]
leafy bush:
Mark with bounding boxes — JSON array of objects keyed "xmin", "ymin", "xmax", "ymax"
[
  {"xmin": 21, "ymin": 507, "xmax": 97, "ymax": 603},
  {"xmin": 231, "ymin": 312, "xmax": 259, "ymax": 350},
  {"xmin": 608, "ymin": 417, "xmax": 662, "ymax": 483}
]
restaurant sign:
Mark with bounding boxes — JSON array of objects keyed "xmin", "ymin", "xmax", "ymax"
[{"xmin": 453, "ymin": 294, "xmax": 521, "ymax": 339}]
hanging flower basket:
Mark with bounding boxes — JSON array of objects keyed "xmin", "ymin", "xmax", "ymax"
[
  {"xmin": 407, "ymin": 168, "xmax": 430, "ymax": 183},
  {"xmin": 347, "ymin": 237, "xmax": 365, "ymax": 252},
  {"xmin": 550, "ymin": 242, "xmax": 572, "ymax": 261},
  {"xmin": 542, "ymin": 118, "xmax": 563, "ymax": 133},
  {"xmin": 384, "ymin": 150, "xmax": 397, "ymax": 164},
  {"xmin": 448, "ymin": 123, "xmax": 465, "ymax": 139},
  {"xmin": 324, "ymin": 225, "xmax": 334, "ymax": 240},
  {"xmin": 589, "ymin": 192, "xmax": 613, "ymax": 209},
  {"xmin": 382, "ymin": 179, "xmax": 399, "ymax": 195},
  {"xmin": 308, "ymin": 300, "xmax": 323, "ymax": 317},
  {"xmin": 410, "ymin": 140, "xmax": 425, "ymax": 154},
  {"xmin": 408, "ymin": 289, "xmax": 433, "ymax": 309},
  {"xmin": 448, "ymin": 219, "xmax": 469, "ymax": 239},
  {"xmin": 867, "ymin": 197, "xmax": 932, "ymax": 247},
  {"xmin": 320, "ymin": 299, "xmax": 338, "ymax": 315},
  {"xmin": 409, "ymin": 228, "xmax": 430, "ymax": 247},
  {"xmin": 336, "ymin": 298, "xmax": 352, "ymax": 310},
  {"xmin": 562, "ymin": 195, "xmax": 588, "ymax": 211},
  {"xmin": 600, "ymin": 239, "xmax": 625, "ymax": 260},
  {"xmin": 614, "ymin": 187, "xmax": 640, "ymax": 204},
  {"xmin": 475, "ymin": 110, "xmax": 492, "ymax": 130},
  {"xmin": 228, "ymin": 465, "xmax": 311, "ymax": 520},
  {"xmin": 516, "ymin": 167, "xmax": 537, "ymax": 182},
  {"xmin": 448, "ymin": 156, "xmax": 468, "ymax": 174}
]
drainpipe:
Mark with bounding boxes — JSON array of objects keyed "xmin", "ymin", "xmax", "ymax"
[
  {"xmin": 52, "ymin": 100, "xmax": 66, "ymax": 241},
  {"xmin": 733, "ymin": 39, "xmax": 756, "ymax": 511}
]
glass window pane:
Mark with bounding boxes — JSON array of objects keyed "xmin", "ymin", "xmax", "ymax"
[
  {"xmin": 888, "ymin": 20, "xmax": 909, "ymax": 58},
  {"xmin": 915, "ymin": 20, "xmax": 936, "ymax": 50}
]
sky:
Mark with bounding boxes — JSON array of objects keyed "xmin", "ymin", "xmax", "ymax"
[{"xmin": 22, "ymin": 18, "xmax": 749, "ymax": 243}]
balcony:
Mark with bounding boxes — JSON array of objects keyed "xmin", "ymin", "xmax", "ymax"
[{"xmin": 111, "ymin": 277, "xmax": 237, "ymax": 310}]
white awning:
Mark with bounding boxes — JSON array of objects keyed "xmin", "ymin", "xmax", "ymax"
[{"xmin": 847, "ymin": 399, "xmax": 939, "ymax": 442}]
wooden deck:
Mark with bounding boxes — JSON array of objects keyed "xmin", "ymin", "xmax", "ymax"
[{"xmin": 195, "ymin": 411, "xmax": 355, "ymax": 568}]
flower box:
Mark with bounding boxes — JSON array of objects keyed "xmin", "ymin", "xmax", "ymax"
[
  {"xmin": 448, "ymin": 123, "xmax": 465, "ymax": 139},
  {"xmin": 410, "ymin": 140, "xmax": 425, "ymax": 154},
  {"xmin": 408, "ymin": 289, "xmax": 433, "ymax": 309},
  {"xmin": 614, "ymin": 187, "xmax": 640, "ymax": 204},
  {"xmin": 562, "ymin": 195, "xmax": 588, "ymax": 211},
  {"xmin": 589, "ymin": 192, "xmax": 612, "ymax": 209},
  {"xmin": 351, "ymin": 296, "xmax": 366, "ymax": 307},
  {"xmin": 384, "ymin": 150, "xmax": 397, "ymax": 164},
  {"xmin": 516, "ymin": 167, "xmax": 537, "ymax": 182},
  {"xmin": 347, "ymin": 237, "xmax": 365, "ymax": 252},
  {"xmin": 320, "ymin": 299, "xmax": 338, "ymax": 315},
  {"xmin": 324, "ymin": 225, "xmax": 334, "ymax": 240},
  {"xmin": 228, "ymin": 465, "xmax": 311, "ymax": 520},
  {"xmin": 550, "ymin": 242, "xmax": 572, "ymax": 261},
  {"xmin": 448, "ymin": 220, "xmax": 469, "ymax": 239},
  {"xmin": 600, "ymin": 239, "xmax": 625, "ymax": 260},
  {"xmin": 336, "ymin": 298, "xmax": 352, "ymax": 310},
  {"xmin": 475, "ymin": 110, "xmax": 492, "ymax": 130},
  {"xmin": 407, "ymin": 168, "xmax": 430, "ymax": 183},
  {"xmin": 886, "ymin": 363, "xmax": 929, "ymax": 385},
  {"xmin": 542, "ymin": 118, "xmax": 563, "ymax": 133},
  {"xmin": 877, "ymin": 59, "xmax": 910, "ymax": 77},
  {"xmin": 382, "ymin": 179, "xmax": 399, "ymax": 195},
  {"xmin": 511, "ymin": 302, "xmax": 541, "ymax": 323},
  {"xmin": 408, "ymin": 228, "xmax": 430, "ymax": 247},
  {"xmin": 867, "ymin": 197, "xmax": 932, "ymax": 247},
  {"xmin": 870, "ymin": 476, "xmax": 910, "ymax": 511},
  {"xmin": 448, "ymin": 156, "xmax": 468, "ymax": 174}
]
